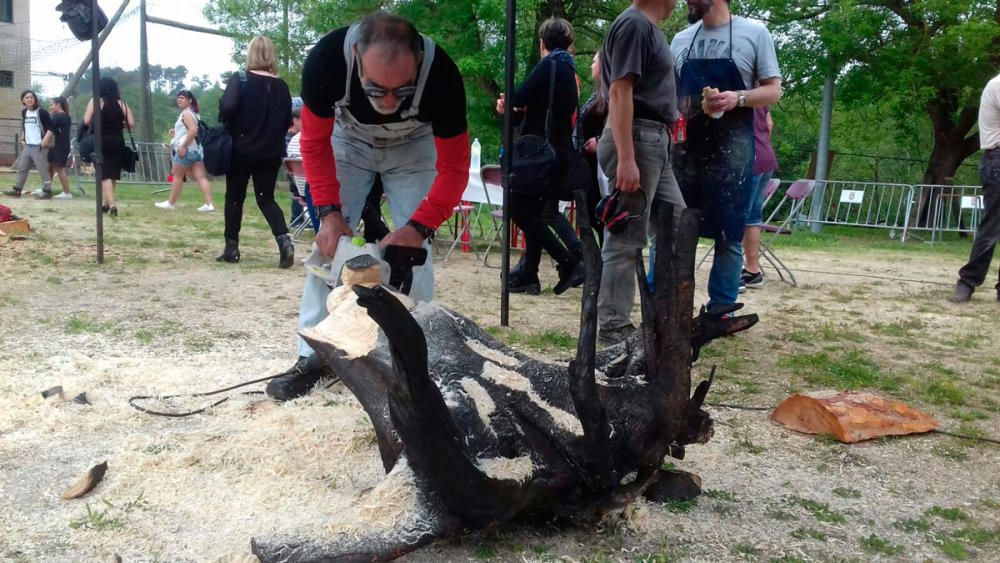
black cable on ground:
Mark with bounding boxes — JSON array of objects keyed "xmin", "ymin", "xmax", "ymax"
[
  {"xmin": 781, "ymin": 267, "xmax": 954, "ymax": 287},
  {"xmin": 128, "ymin": 373, "xmax": 279, "ymax": 417}
]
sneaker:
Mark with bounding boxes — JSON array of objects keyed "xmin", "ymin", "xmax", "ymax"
[
  {"xmin": 599, "ymin": 323, "xmax": 637, "ymax": 347},
  {"xmin": 3, "ymin": 188, "xmax": 22, "ymax": 197},
  {"xmin": 949, "ymin": 281, "xmax": 974, "ymax": 303},
  {"xmin": 34, "ymin": 190, "xmax": 53, "ymax": 200},
  {"xmin": 53, "ymin": 192, "xmax": 73, "ymax": 200},
  {"xmin": 154, "ymin": 200, "xmax": 175, "ymax": 210},
  {"xmin": 265, "ymin": 355, "xmax": 337, "ymax": 401},
  {"xmin": 197, "ymin": 203, "xmax": 215, "ymax": 212},
  {"xmin": 741, "ymin": 269, "xmax": 764, "ymax": 290}
]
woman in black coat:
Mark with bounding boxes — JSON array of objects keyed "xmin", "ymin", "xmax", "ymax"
[
  {"xmin": 496, "ymin": 18, "xmax": 587, "ymax": 296},
  {"xmin": 217, "ymin": 36, "xmax": 294, "ymax": 268}
]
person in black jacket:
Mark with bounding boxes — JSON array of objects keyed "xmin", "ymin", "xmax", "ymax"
[
  {"xmin": 496, "ymin": 18, "xmax": 588, "ymax": 295},
  {"xmin": 575, "ymin": 52, "xmax": 608, "ymax": 246},
  {"xmin": 217, "ymin": 36, "xmax": 294, "ymax": 268},
  {"xmin": 5, "ymin": 90, "xmax": 54, "ymax": 199}
]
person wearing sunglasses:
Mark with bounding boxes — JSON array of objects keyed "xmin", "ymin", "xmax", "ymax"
[{"xmin": 265, "ymin": 12, "xmax": 470, "ymax": 401}]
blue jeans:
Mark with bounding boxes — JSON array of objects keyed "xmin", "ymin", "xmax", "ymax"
[
  {"xmin": 745, "ymin": 171, "xmax": 774, "ymax": 226},
  {"xmin": 172, "ymin": 149, "xmax": 203, "ymax": 168},
  {"xmin": 297, "ymin": 129, "xmax": 437, "ymax": 357},
  {"xmin": 707, "ymin": 238, "xmax": 743, "ymax": 313}
]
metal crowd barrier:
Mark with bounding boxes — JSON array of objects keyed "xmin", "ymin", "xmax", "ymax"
[
  {"xmin": 795, "ymin": 180, "xmax": 983, "ymax": 243},
  {"xmin": 807, "ymin": 180, "xmax": 916, "ymax": 240},
  {"xmin": 910, "ymin": 184, "xmax": 983, "ymax": 242},
  {"xmin": 71, "ymin": 141, "xmax": 173, "ymax": 187}
]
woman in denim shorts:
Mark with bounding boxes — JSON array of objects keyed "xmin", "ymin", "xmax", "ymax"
[{"xmin": 155, "ymin": 90, "xmax": 215, "ymax": 212}]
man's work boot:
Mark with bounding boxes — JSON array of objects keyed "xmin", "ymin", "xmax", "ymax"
[
  {"xmin": 949, "ymin": 281, "xmax": 973, "ymax": 303},
  {"xmin": 265, "ymin": 355, "xmax": 335, "ymax": 401},
  {"xmin": 276, "ymin": 233, "xmax": 295, "ymax": 269}
]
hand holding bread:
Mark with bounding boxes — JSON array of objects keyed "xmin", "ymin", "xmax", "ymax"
[{"xmin": 701, "ymin": 86, "xmax": 724, "ymax": 119}]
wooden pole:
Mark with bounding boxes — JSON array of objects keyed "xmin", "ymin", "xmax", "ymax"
[
  {"xmin": 139, "ymin": 0, "xmax": 154, "ymax": 142},
  {"xmin": 144, "ymin": 15, "xmax": 236, "ymax": 37},
  {"xmin": 61, "ymin": 0, "xmax": 131, "ymax": 99},
  {"xmin": 91, "ymin": 0, "xmax": 105, "ymax": 265}
]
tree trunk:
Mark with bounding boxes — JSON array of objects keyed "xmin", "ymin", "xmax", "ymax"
[{"xmin": 914, "ymin": 96, "xmax": 981, "ymax": 227}]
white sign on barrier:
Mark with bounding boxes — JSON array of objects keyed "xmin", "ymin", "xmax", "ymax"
[
  {"xmin": 839, "ymin": 190, "xmax": 865, "ymax": 204},
  {"xmin": 960, "ymin": 196, "xmax": 983, "ymax": 210}
]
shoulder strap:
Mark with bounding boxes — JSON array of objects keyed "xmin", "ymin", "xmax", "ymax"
[
  {"xmin": 337, "ymin": 24, "xmax": 362, "ymax": 107},
  {"xmin": 543, "ymin": 57, "xmax": 557, "ymax": 141},
  {"xmin": 400, "ymin": 34, "xmax": 436, "ymax": 119},
  {"xmin": 122, "ymin": 101, "xmax": 136, "ymax": 149}
]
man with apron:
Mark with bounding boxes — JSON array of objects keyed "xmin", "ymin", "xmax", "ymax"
[
  {"xmin": 671, "ymin": 0, "xmax": 781, "ymax": 315},
  {"xmin": 267, "ymin": 13, "xmax": 471, "ymax": 400}
]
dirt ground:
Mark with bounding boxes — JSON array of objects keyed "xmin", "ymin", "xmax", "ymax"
[{"xmin": 1, "ymin": 185, "xmax": 999, "ymax": 562}]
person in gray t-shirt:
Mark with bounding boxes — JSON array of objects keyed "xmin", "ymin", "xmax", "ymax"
[
  {"xmin": 669, "ymin": 0, "xmax": 781, "ymax": 317},
  {"xmin": 595, "ymin": 0, "xmax": 686, "ymax": 347}
]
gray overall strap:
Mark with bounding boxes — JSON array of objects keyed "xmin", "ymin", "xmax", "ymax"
[
  {"xmin": 399, "ymin": 34, "xmax": 436, "ymax": 119},
  {"xmin": 336, "ymin": 24, "xmax": 437, "ymax": 118}
]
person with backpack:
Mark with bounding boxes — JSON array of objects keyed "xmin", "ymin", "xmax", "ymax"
[
  {"xmin": 5, "ymin": 90, "xmax": 54, "ymax": 199},
  {"xmin": 154, "ymin": 90, "xmax": 215, "ymax": 212},
  {"xmin": 217, "ymin": 36, "xmax": 294, "ymax": 267}
]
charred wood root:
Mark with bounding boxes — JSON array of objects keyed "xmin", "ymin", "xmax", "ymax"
[
  {"xmin": 690, "ymin": 303, "xmax": 759, "ymax": 362},
  {"xmin": 566, "ymin": 189, "xmax": 613, "ymax": 490},
  {"xmin": 353, "ymin": 285, "xmax": 521, "ymax": 527}
]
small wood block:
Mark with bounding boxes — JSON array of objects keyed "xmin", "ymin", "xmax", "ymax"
[
  {"xmin": 341, "ymin": 255, "xmax": 382, "ymax": 287},
  {"xmin": 0, "ymin": 219, "xmax": 29, "ymax": 236},
  {"xmin": 73, "ymin": 392, "xmax": 90, "ymax": 405},
  {"xmin": 62, "ymin": 461, "xmax": 108, "ymax": 500},
  {"xmin": 643, "ymin": 469, "xmax": 703, "ymax": 503},
  {"xmin": 771, "ymin": 390, "xmax": 939, "ymax": 443},
  {"xmin": 41, "ymin": 385, "xmax": 64, "ymax": 400}
]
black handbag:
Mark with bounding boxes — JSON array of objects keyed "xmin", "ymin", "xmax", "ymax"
[
  {"xmin": 122, "ymin": 104, "xmax": 138, "ymax": 173},
  {"xmin": 509, "ymin": 60, "xmax": 559, "ymax": 194}
]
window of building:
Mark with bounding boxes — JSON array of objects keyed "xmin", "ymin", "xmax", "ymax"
[
  {"xmin": 0, "ymin": 0, "xmax": 12, "ymax": 24},
  {"xmin": 0, "ymin": 71, "xmax": 13, "ymax": 88}
]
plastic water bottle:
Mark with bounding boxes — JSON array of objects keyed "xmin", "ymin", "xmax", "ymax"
[{"xmin": 471, "ymin": 138, "xmax": 482, "ymax": 170}]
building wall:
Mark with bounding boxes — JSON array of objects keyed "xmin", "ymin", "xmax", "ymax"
[{"xmin": 0, "ymin": 0, "xmax": 31, "ymax": 164}]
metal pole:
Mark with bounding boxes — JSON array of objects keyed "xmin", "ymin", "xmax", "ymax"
[
  {"xmin": 809, "ymin": 73, "xmax": 834, "ymax": 233},
  {"xmin": 61, "ymin": 0, "xmax": 130, "ymax": 98},
  {"xmin": 92, "ymin": 0, "xmax": 105, "ymax": 265},
  {"xmin": 500, "ymin": 0, "xmax": 516, "ymax": 326},
  {"xmin": 139, "ymin": 0, "xmax": 154, "ymax": 142}
]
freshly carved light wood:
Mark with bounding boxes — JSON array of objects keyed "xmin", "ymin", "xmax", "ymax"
[{"xmin": 771, "ymin": 391, "xmax": 939, "ymax": 443}]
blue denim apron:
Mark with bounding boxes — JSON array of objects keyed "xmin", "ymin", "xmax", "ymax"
[{"xmin": 672, "ymin": 21, "xmax": 755, "ymax": 241}]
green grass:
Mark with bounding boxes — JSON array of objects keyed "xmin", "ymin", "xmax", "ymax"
[
  {"xmin": 922, "ymin": 378, "xmax": 969, "ymax": 406},
  {"xmin": 859, "ymin": 534, "xmax": 902, "ymax": 556},
  {"xmin": 831, "ymin": 487, "xmax": 862, "ymax": 499},
  {"xmin": 894, "ymin": 518, "xmax": 932, "ymax": 533},
  {"xmin": 786, "ymin": 496, "xmax": 847, "ymax": 524},
  {"xmin": 704, "ymin": 489, "xmax": 738, "ymax": 502},
  {"xmin": 485, "ymin": 326, "xmax": 576, "ymax": 353},
  {"xmin": 68, "ymin": 504, "xmax": 123, "ymax": 531},
  {"xmin": 65, "ymin": 314, "xmax": 117, "ymax": 335},
  {"xmin": 779, "ymin": 350, "xmax": 898, "ymax": 391},
  {"xmin": 925, "ymin": 506, "xmax": 970, "ymax": 522},
  {"xmin": 665, "ymin": 498, "xmax": 698, "ymax": 514},
  {"xmin": 730, "ymin": 544, "xmax": 761, "ymax": 558}
]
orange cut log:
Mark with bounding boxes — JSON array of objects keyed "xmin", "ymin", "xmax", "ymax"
[{"xmin": 770, "ymin": 391, "xmax": 939, "ymax": 443}]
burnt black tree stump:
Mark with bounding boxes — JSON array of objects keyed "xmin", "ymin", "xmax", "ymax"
[{"xmin": 251, "ymin": 198, "xmax": 758, "ymax": 562}]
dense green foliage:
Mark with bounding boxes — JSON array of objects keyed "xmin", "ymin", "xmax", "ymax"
[{"xmin": 197, "ymin": 0, "xmax": 998, "ymax": 184}]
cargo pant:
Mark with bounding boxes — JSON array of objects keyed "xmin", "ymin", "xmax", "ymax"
[{"xmin": 596, "ymin": 119, "xmax": 686, "ymax": 332}]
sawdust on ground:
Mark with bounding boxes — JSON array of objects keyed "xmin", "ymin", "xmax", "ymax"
[{"xmin": 1, "ymin": 192, "xmax": 999, "ymax": 562}]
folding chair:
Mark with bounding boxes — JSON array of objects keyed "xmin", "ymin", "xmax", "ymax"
[
  {"xmin": 436, "ymin": 166, "xmax": 491, "ymax": 262},
  {"xmin": 283, "ymin": 158, "xmax": 314, "ymax": 244},
  {"xmin": 697, "ymin": 179, "xmax": 814, "ymax": 287},
  {"xmin": 697, "ymin": 178, "xmax": 782, "ymax": 268},
  {"xmin": 480, "ymin": 165, "xmax": 527, "ymax": 268}
]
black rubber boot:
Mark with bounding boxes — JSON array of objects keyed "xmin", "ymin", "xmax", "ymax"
[
  {"xmin": 276, "ymin": 234, "xmax": 295, "ymax": 269},
  {"xmin": 554, "ymin": 256, "xmax": 583, "ymax": 295},
  {"xmin": 265, "ymin": 355, "xmax": 335, "ymax": 401},
  {"xmin": 216, "ymin": 238, "xmax": 240, "ymax": 263}
]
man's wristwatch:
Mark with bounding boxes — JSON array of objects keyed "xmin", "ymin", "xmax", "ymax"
[
  {"xmin": 317, "ymin": 204, "xmax": 342, "ymax": 219},
  {"xmin": 737, "ymin": 90, "xmax": 747, "ymax": 108},
  {"xmin": 407, "ymin": 219, "xmax": 435, "ymax": 240}
]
